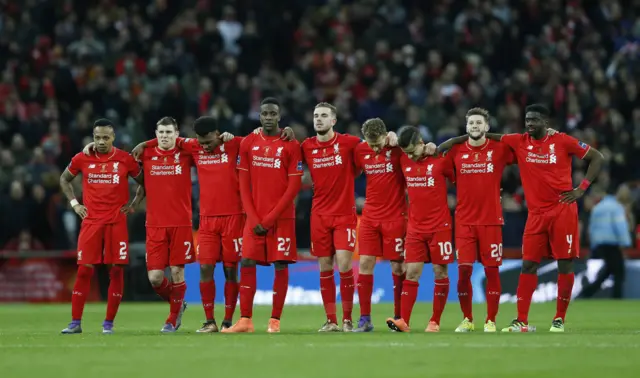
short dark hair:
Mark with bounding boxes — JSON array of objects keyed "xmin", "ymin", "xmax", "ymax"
[
  {"xmin": 525, "ymin": 104, "xmax": 550, "ymax": 118},
  {"xmin": 94, "ymin": 118, "xmax": 114, "ymax": 129},
  {"xmin": 156, "ymin": 116, "xmax": 178, "ymax": 131},
  {"xmin": 315, "ymin": 102, "xmax": 337, "ymax": 117},
  {"xmin": 397, "ymin": 126, "xmax": 421, "ymax": 149},
  {"xmin": 261, "ymin": 97, "xmax": 280, "ymax": 107},
  {"xmin": 466, "ymin": 107, "xmax": 490, "ymax": 123},
  {"xmin": 361, "ymin": 118, "xmax": 387, "ymax": 139},
  {"xmin": 193, "ymin": 116, "xmax": 219, "ymax": 136}
]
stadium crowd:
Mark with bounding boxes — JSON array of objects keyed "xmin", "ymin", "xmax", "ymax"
[{"xmin": 0, "ymin": 0, "xmax": 639, "ymax": 251}]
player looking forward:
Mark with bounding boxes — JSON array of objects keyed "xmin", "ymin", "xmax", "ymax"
[
  {"xmin": 442, "ymin": 108, "xmax": 515, "ymax": 333},
  {"xmin": 126, "ymin": 117, "xmax": 195, "ymax": 332},
  {"xmin": 60, "ymin": 119, "xmax": 143, "ymax": 334},
  {"xmin": 223, "ymin": 97, "xmax": 303, "ymax": 333},
  {"xmin": 446, "ymin": 104, "xmax": 604, "ymax": 332},
  {"xmin": 387, "ymin": 126, "xmax": 454, "ymax": 333},
  {"xmin": 352, "ymin": 118, "xmax": 408, "ymax": 332}
]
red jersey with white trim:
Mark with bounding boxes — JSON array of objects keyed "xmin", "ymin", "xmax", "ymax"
[
  {"xmin": 400, "ymin": 154, "xmax": 454, "ymax": 233},
  {"xmin": 237, "ymin": 132, "xmax": 303, "ymax": 219},
  {"xmin": 301, "ymin": 132, "xmax": 361, "ymax": 216},
  {"xmin": 500, "ymin": 132, "xmax": 590, "ymax": 214},
  {"xmin": 354, "ymin": 143, "xmax": 406, "ymax": 220},
  {"xmin": 178, "ymin": 137, "xmax": 243, "ymax": 216},
  {"xmin": 141, "ymin": 146, "xmax": 193, "ymax": 227},
  {"xmin": 67, "ymin": 148, "xmax": 141, "ymax": 224},
  {"xmin": 446, "ymin": 139, "xmax": 515, "ymax": 225}
]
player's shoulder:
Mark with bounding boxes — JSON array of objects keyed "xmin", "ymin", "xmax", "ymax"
[
  {"xmin": 354, "ymin": 141, "xmax": 370, "ymax": 153},
  {"xmin": 338, "ymin": 133, "xmax": 362, "ymax": 146},
  {"xmin": 301, "ymin": 136, "xmax": 317, "ymax": 149},
  {"xmin": 281, "ymin": 138, "xmax": 301, "ymax": 149},
  {"xmin": 239, "ymin": 133, "xmax": 257, "ymax": 148}
]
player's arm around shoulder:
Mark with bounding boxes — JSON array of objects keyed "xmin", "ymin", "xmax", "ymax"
[{"xmin": 437, "ymin": 135, "xmax": 468, "ymax": 154}]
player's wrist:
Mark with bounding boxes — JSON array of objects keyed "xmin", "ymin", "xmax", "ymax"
[
  {"xmin": 578, "ymin": 179, "xmax": 591, "ymax": 191},
  {"xmin": 70, "ymin": 199, "xmax": 80, "ymax": 207}
]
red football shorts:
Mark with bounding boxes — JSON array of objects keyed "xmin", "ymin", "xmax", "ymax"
[
  {"xmin": 145, "ymin": 226, "xmax": 196, "ymax": 271},
  {"xmin": 455, "ymin": 224, "xmax": 503, "ymax": 267},
  {"xmin": 522, "ymin": 204, "xmax": 580, "ymax": 263},
  {"xmin": 358, "ymin": 217, "xmax": 406, "ymax": 261},
  {"xmin": 404, "ymin": 228, "xmax": 454, "ymax": 264},
  {"xmin": 77, "ymin": 220, "xmax": 129, "ymax": 265},
  {"xmin": 243, "ymin": 218, "xmax": 297, "ymax": 265},
  {"xmin": 197, "ymin": 214, "xmax": 245, "ymax": 267},
  {"xmin": 310, "ymin": 213, "xmax": 358, "ymax": 257}
]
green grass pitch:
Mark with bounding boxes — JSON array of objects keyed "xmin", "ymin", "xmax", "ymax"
[{"xmin": 1, "ymin": 301, "xmax": 638, "ymax": 378}]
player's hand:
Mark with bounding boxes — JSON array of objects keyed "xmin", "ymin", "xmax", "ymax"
[
  {"xmin": 120, "ymin": 205, "xmax": 135, "ymax": 215},
  {"xmin": 131, "ymin": 142, "xmax": 146, "ymax": 161},
  {"xmin": 560, "ymin": 188, "xmax": 585, "ymax": 204},
  {"xmin": 253, "ymin": 224, "xmax": 268, "ymax": 236},
  {"xmin": 423, "ymin": 142, "xmax": 437, "ymax": 156},
  {"xmin": 72, "ymin": 204, "xmax": 88, "ymax": 219},
  {"xmin": 546, "ymin": 128, "xmax": 558, "ymax": 135},
  {"xmin": 253, "ymin": 127, "xmax": 263, "ymax": 135},
  {"xmin": 83, "ymin": 142, "xmax": 95, "ymax": 156},
  {"xmin": 385, "ymin": 132, "xmax": 398, "ymax": 147},
  {"xmin": 281, "ymin": 127, "xmax": 295, "ymax": 141},
  {"xmin": 221, "ymin": 132, "xmax": 234, "ymax": 142}
]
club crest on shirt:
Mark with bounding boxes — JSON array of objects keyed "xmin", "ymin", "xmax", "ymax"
[
  {"xmin": 549, "ymin": 144, "xmax": 555, "ymax": 154},
  {"xmin": 174, "ymin": 152, "xmax": 181, "ymax": 163},
  {"xmin": 487, "ymin": 150, "xmax": 493, "ymax": 161},
  {"xmin": 264, "ymin": 146, "xmax": 271, "ymax": 156},
  {"xmin": 426, "ymin": 164, "xmax": 433, "ymax": 175},
  {"xmin": 112, "ymin": 162, "xmax": 119, "ymax": 172},
  {"xmin": 276, "ymin": 146, "xmax": 284, "ymax": 157},
  {"xmin": 334, "ymin": 143, "xmax": 340, "ymax": 154},
  {"xmin": 473, "ymin": 152, "xmax": 480, "ymax": 162},
  {"xmin": 385, "ymin": 150, "xmax": 392, "ymax": 160}
]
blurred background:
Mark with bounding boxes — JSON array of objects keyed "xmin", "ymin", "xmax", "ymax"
[{"xmin": 1, "ymin": 0, "xmax": 639, "ymax": 303}]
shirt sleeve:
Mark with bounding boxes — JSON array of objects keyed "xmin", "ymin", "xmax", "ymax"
[
  {"xmin": 126, "ymin": 154, "xmax": 142, "ymax": 177},
  {"xmin": 353, "ymin": 144, "xmax": 362, "ymax": 170},
  {"xmin": 500, "ymin": 133, "xmax": 521, "ymax": 151},
  {"xmin": 67, "ymin": 153, "xmax": 84, "ymax": 176},
  {"xmin": 500, "ymin": 142, "xmax": 517, "ymax": 165},
  {"xmin": 560, "ymin": 133, "xmax": 590, "ymax": 159},
  {"xmin": 237, "ymin": 135, "xmax": 251, "ymax": 171},
  {"xmin": 441, "ymin": 157, "xmax": 456, "ymax": 184},
  {"xmin": 178, "ymin": 137, "xmax": 199, "ymax": 154},
  {"xmin": 287, "ymin": 141, "xmax": 304, "ymax": 176}
]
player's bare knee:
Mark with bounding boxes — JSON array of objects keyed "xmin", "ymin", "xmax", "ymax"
[
  {"xmin": 170, "ymin": 266, "xmax": 184, "ymax": 283},
  {"xmin": 359, "ymin": 256, "xmax": 376, "ymax": 274},
  {"xmin": 274, "ymin": 261, "xmax": 288, "ymax": 271},
  {"xmin": 390, "ymin": 261, "xmax": 405, "ymax": 276},
  {"xmin": 318, "ymin": 256, "xmax": 334, "ymax": 272},
  {"xmin": 432, "ymin": 264, "xmax": 448, "ymax": 280},
  {"xmin": 405, "ymin": 265, "xmax": 422, "ymax": 281},
  {"xmin": 200, "ymin": 264, "xmax": 215, "ymax": 281},
  {"xmin": 241, "ymin": 258, "xmax": 256, "ymax": 268},
  {"xmin": 147, "ymin": 270, "xmax": 165, "ymax": 287},
  {"xmin": 557, "ymin": 259, "xmax": 573, "ymax": 274},
  {"xmin": 224, "ymin": 265, "xmax": 238, "ymax": 281},
  {"xmin": 521, "ymin": 260, "xmax": 539, "ymax": 274}
]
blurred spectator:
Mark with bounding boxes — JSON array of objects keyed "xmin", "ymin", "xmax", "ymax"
[{"xmin": 0, "ymin": 0, "xmax": 638, "ymax": 251}]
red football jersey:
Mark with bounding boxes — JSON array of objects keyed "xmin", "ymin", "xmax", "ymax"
[
  {"xmin": 400, "ymin": 154, "xmax": 454, "ymax": 233},
  {"xmin": 67, "ymin": 148, "xmax": 141, "ymax": 224},
  {"xmin": 500, "ymin": 132, "xmax": 590, "ymax": 214},
  {"xmin": 301, "ymin": 133, "xmax": 361, "ymax": 216},
  {"xmin": 354, "ymin": 143, "xmax": 406, "ymax": 220},
  {"xmin": 141, "ymin": 146, "xmax": 193, "ymax": 227},
  {"xmin": 179, "ymin": 137, "xmax": 243, "ymax": 216},
  {"xmin": 237, "ymin": 132, "xmax": 303, "ymax": 219},
  {"xmin": 446, "ymin": 139, "xmax": 515, "ymax": 225}
]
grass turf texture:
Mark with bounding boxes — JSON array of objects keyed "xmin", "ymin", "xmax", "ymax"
[{"xmin": 0, "ymin": 301, "xmax": 638, "ymax": 378}]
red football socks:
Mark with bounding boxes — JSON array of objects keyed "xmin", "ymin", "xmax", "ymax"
[
  {"xmin": 457, "ymin": 265, "xmax": 473, "ymax": 321},
  {"xmin": 153, "ymin": 277, "xmax": 171, "ymax": 302},
  {"xmin": 271, "ymin": 267, "xmax": 289, "ymax": 319},
  {"xmin": 224, "ymin": 281, "xmax": 239, "ymax": 321},
  {"xmin": 484, "ymin": 267, "xmax": 501, "ymax": 323},
  {"xmin": 555, "ymin": 273, "xmax": 574, "ymax": 322},
  {"xmin": 392, "ymin": 273, "xmax": 405, "ymax": 318},
  {"xmin": 166, "ymin": 281, "xmax": 186, "ymax": 326},
  {"xmin": 320, "ymin": 270, "xmax": 338, "ymax": 324},
  {"xmin": 516, "ymin": 273, "xmax": 538, "ymax": 323},
  {"xmin": 200, "ymin": 280, "xmax": 215, "ymax": 321},
  {"xmin": 340, "ymin": 270, "xmax": 355, "ymax": 321},
  {"xmin": 71, "ymin": 265, "xmax": 94, "ymax": 321},
  {"xmin": 400, "ymin": 280, "xmax": 419, "ymax": 325},
  {"xmin": 430, "ymin": 277, "xmax": 450, "ymax": 325},
  {"xmin": 239, "ymin": 266, "xmax": 257, "ymax": 318},
  {"xmin": 105, "ymin": 266, "xmax": 124, "ymax": 322},
  {"xmin": 357, "ymin": 273, "xmax": 373, "ymax": 317}
]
